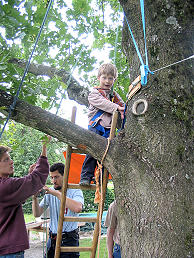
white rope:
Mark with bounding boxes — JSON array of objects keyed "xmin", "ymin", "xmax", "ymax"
[{"xmin": 152, "ymin": 54, "xmax": 194, "ymax": 73}]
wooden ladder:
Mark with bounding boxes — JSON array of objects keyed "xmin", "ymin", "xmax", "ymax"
[{"xmin": 54, "ymin": 107, "xmax": 118, "ymax": 258}]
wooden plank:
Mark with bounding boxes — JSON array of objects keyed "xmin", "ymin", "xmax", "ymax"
[
  {"xmin": 71, "ymin": 148, "xmax": 87, "ymax": 154},
  {"xmin": 63, "ymin": 216, "xmax": 97, "ymax": 223},
  {"xmin": 60, "ymin": 246, "xmax": 92, "ymax": 252},
  {"xmin": 26, "ymin": 219, "xmax": 50, "ymax": 230},
  {"xmin": 68, "ymin": 183, "xmax": 96, "ymax": 190}
]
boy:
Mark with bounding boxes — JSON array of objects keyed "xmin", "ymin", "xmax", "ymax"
[
  {"xmin": 79, "ymin": 63, "xmax": 125, "ymax": 186},
  {"xmin": 0, "ymin": 136, "xmax": 50, "ymax": 257}
]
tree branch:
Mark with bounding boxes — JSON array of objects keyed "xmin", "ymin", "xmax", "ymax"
[
  {"xmin": 0, "ymin": 89, "xmax": 107, "ymax": 161},
  {"xmin": 8, "ymin": 58, "xmax": 90, "ymax": 107}
]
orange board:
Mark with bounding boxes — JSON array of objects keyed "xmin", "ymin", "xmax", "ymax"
[{"xmin": 63, "ymin": 151, "xmax": 112, "ymax": 184}]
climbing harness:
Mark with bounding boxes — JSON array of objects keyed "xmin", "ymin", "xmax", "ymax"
[
  {"xmin": 88, "ymin": 87, "xmax": 124, "ymax": 132},
  {"xmin": 0, "ymin": 0, "xmax": 54, "ymax": 140}
]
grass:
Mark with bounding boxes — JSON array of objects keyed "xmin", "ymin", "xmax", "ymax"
[
  {"xmin": 79, "ymin": 237, "xmax": 108, "ymax": 258},
  {"xmin": 24, "ymin": 213, "xmax": 36, "ymax": 223}
]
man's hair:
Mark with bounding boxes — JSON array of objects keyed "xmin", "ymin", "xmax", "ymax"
[
  {"xmin": 50, "ymin": 162, "xmax": 65, "ymax": 176},
  {"xmin": 0, "ymin": 146, "xmax": 11, "ymax": 161},
  {"xmin": 98, "ymin": 63, "xmax": 118, "ymax": 79}
]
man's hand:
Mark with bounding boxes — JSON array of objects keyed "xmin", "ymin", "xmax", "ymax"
[
  {"xmin": 43, "ymin": 186, "xmax": 61, "ymax": 199},
  {"xmin": 118, "ymin": 106, "xmax": 125, "ymax": 120},
  {"xmin": 41, "ymin": 135, "xmax": 52, "ymax": 146},
  {"xmin": 41, "ymin": 135, "xmax": 52, "ymax": 157},
  {"xmin": 28, "ymin": 163, "xmax": 36, "ymax": 174},
  {"xmin": 43, "ymin": 186, "xmax": 55, "ymax": 195}
]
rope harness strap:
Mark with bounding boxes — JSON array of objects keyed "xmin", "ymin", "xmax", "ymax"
[{"xmin": 94, "ymin": 137, "xmax": 111, "ymax": 258}]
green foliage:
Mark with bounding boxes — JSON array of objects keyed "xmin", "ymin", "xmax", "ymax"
[
  {"xmin": 1, "ymin": 121, "xmax": 66, "ymax": 178},
  {"xmin": 0, "ymin": 0, "xmax": 129, "ymax": 113}
]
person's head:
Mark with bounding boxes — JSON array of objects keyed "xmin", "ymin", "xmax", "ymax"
[
  {"xmin": 97, "ymin": 63, "xmax": 118, "ymax": 90},
  {"xmin": 0, "ymin": 146, "xmax": 14, "ymax": 178},
  {"xmin": 49, "ymin": 162, "xmax": 64, "ymax": 190}
]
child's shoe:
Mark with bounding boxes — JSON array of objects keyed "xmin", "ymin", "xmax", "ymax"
[{"xmin": 79, "ymin": 178, "xmax": 91, "ymax": 186}]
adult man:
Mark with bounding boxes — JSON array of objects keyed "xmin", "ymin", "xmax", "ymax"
[
  {"xmin": 32, "ymin": 162, "xmax": 84, "ymax": 258},
  {"xmin": 0, "ymin": 137, "xmax": 50, "ymax": 258},
  {"xmin": 104, "ymin": 200, "xmax": 121, "ymax": 258}
]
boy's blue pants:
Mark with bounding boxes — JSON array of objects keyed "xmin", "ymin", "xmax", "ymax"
[{"xmin": 80, "ymin": 125, "xmax": 110, "ymax": 181}]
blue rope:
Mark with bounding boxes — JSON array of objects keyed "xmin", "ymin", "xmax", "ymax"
[
  {"xmin": 124, "ymin": 11, "xmax": 144, "ymax": 67},
  {"xmin": 124, "ymin": 1, "xmax": 153, "ymax": 86},
  {"xmin": 140, "ymin": 0, "xmax": 148, "ymax": 67},
  {"xmin": 0, "ymin": 0, "xmax": 53, "ymax": 140}
]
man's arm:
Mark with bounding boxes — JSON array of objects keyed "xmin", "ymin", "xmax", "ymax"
[
  {"xmin": 32, "ymin": 195, "xmax": 44, "ymax": 217},
  {"xmin": 43, "ymin": 186, "xmax": 82, "ymax": 213},
  {"xmin": 107, "ymin": 227, "xmax": 115, "ymax": 258},
  {"xmin": 31, "ymin": 135, "xmax": 51, "ymax": 217}
]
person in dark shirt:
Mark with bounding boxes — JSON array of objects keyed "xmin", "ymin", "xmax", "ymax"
[{"xmin": 0, "ymin": 136, "xmax": 50, "ymax": 258}]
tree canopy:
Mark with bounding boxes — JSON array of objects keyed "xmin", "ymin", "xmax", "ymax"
[{"xmin": 0, "ymin": 0, "xmax": 129, "ymax": 115}]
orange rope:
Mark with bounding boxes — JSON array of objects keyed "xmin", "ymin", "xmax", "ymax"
[{"xmin": 94, "ymin": 138, "xmax": 111, "ymax": 258}]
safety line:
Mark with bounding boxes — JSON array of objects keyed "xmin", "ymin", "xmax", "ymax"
[
  {"xmin": 0, "ymin": 0, "xmax": 53, "ymax": 140},
  {"xmin": 123, "ymin": 11, "xmax": 144, "ymax": 67},
  {"xmin": 140, "ymin": 0, "xmax": 148, "ymax": 67},
  {"xmin": 152, "ymin": 54, "xmax": 194, "ymax": 73}
]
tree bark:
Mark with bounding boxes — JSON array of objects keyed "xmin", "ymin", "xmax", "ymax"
[{"xmin": 116, "ymin": 0, "xmax": 193, "ymax": 256}]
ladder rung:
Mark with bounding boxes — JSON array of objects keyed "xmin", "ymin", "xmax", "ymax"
[
  {"xmin": 61, "ymin": 246, "xmax": 92, "ymax": 252},
  {"xmin": 68, "ymin": 183, "xmax": 96, "ymax": 190},
  {"xmin": 71, "ymin": 148, "xmax": 87, "ymax": 154},
  {"xmin": 63, "ymin": 216, "xmax": 97, "ymax": 223}
]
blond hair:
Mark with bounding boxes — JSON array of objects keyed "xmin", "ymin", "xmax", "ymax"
[
  {"xmin": 98, "ymin": 63, "xmax": 118, "ymax": 79},
  {"xmin": 0, "ymin": 146, "xmax": 11, "ymax": 160}
]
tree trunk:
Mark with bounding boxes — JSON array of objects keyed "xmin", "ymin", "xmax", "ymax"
[{"xmin": 112, "ymin": 0, "xmax": 193, "ymax": 256}]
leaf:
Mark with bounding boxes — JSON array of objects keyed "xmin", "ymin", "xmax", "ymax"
[{"xmin": 0, "ymin": 65, "xmax": 7, "ymax": 70}]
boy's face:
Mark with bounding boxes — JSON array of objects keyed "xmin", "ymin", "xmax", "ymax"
[
  {"xmin": 98, "ymin": 73, "xmax": 115, "ymax": 90},
  {"xmin": 0, "ymin": 152, "xmax": 14, "ymax": 178}
]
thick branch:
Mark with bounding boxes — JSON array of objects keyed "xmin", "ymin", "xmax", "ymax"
[
  {"xmin": 8, "ymin": 58, "xmax": 90, "ymax": 107},
  {"xmin": 0, "ymin": 89, "xmax": 107, "ymax": 161}
]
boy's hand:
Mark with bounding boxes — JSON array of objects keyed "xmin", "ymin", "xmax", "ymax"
[{"xmin": 118, "ymin": 106, "xmax": 125, "ymax": 120}]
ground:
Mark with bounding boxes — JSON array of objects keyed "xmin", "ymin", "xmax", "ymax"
[{"xmin": 25, "ymin": 231, "xmax": 97, "ymax": 258}]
